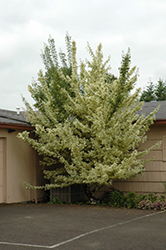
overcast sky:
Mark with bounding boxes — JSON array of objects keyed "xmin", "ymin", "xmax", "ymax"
[{"xmin": 1, "ymin": 0, "xmax": 166, "ymax": 110}]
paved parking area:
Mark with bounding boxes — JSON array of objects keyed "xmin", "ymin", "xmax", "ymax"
[{"xmin": 0, "ymin": 204, "xmax": 165, "ymax": 249}]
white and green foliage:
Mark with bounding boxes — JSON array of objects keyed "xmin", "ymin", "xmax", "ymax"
[{"xmin": 18, "ymin": 41, "xmax": 159, "ymax": 200}]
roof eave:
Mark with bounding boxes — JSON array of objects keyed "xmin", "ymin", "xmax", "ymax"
[
  {"xmin": 0, "ymin": 123, "xmax": 34, "ymax": 131},
  {"xmin": 154, "ymin": 120, "xmax": 166, "ymax": 124}
]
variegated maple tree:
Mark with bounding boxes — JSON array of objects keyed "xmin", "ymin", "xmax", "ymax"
[{"xmin": 18, "ymin": 40, "xmax": 159, "ymax": 200}]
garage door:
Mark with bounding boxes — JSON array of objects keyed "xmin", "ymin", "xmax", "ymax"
[{"xmin": 0, "ymin": 138, "xmax": 5, "ymax": 203}]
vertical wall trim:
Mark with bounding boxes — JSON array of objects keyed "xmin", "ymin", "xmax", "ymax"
[
  {"xmin": 162, "ymin": 135, "xmax": 166, "ymax": 161},
  {"xmin": 0, "ymin": 137, "xmax": 7, "ymax": 203}
]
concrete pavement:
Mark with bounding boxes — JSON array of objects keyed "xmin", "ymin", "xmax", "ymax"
[{"xmin": 0, "ymin": 204, "xmax": 165, "ymax": 249}]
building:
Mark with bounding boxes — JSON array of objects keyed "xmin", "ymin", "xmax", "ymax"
[
  {"xmin": 1, "ymin": 101, "xmax": 166, "ymax": 204},
  {"xmin": 113, "ymin": 101, "xmax": 166, "ymax": 195},
  {"xmin": 0, "ymin": 109, "xmax": 44, "ymax": 204}
]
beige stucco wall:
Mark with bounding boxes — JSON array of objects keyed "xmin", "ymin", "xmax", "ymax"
[
  {"xmin": 0, "ymin": 128, "xmax": 44, "ymax": 203},
  {"xmin": 113, "ymin": 124, "xmax": 166, "ymax": 195}
]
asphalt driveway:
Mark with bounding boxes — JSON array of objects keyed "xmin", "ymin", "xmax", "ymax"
[{"xmin": 0, "ymin": 203, "xmax": 165, "ymax": 249}]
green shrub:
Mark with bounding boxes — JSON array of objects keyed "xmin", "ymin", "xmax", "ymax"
[
  {"xmin": 86, "ymin": 201, "xmax": 91, "ymax": 205},
  {"xmin": 124, "ymin": 192, "xmax": 138, "ymax": 208},
  {"xmin": 105, "ymin": 189, "xmax": 125, "ymax": 207},
  {"xmin": 159, "ymin": 195, "xmax": 166, "ymax": 202},
  {"xmin": 146, "ymin": 193, "xmax": 158, "ymax": 203},
  {"xmin": 136, "ymin": 194, "xmax": 147, "ymax": 203},
  {"xmin": 75, "ymin": 201, "xmax": 83, "ymax": 205},
  {"xmin": 101, "ymin": 201, "xmax": 106, "ymax": 206},
  {"xmin": 48, "ymin": 197, "xmax": 62, "ymax": 204},
  {"xmin": 102, "ymin": 189, "xmax": 166, "ymax": 210}
]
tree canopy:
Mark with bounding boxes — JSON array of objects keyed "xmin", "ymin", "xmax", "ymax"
[
  {"xmin": 140, "ymin": 79, "xmax": 166, "ymax": 102},
  {"xmin": 18, "ymin": 40, "xmax": 159, "ymax": 200}
]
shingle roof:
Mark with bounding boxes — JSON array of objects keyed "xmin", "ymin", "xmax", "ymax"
[
  {"xmin": 139, "ymin": 101, "xmax": 166, "ymax": 120},
  {"xmin": 1, "ymin": 101, "xmax": 166, "ymax": 128},
  {"xmin": 0, "ymin": 109, "xmax": 31, "ymax": 127}
]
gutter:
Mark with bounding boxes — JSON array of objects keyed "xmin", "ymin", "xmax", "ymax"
[
  {"xmin": 154, "ymin": 120, "xmax": 166, "ymax": 125},
  {"xmin": 0, "ymin": 123, "xmax": 34, "ymax": 131}
]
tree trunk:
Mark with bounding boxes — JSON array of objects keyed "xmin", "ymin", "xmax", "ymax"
[{"xmin": 83, "ymin": 184, "xmax": 96, "ymax": 201}]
